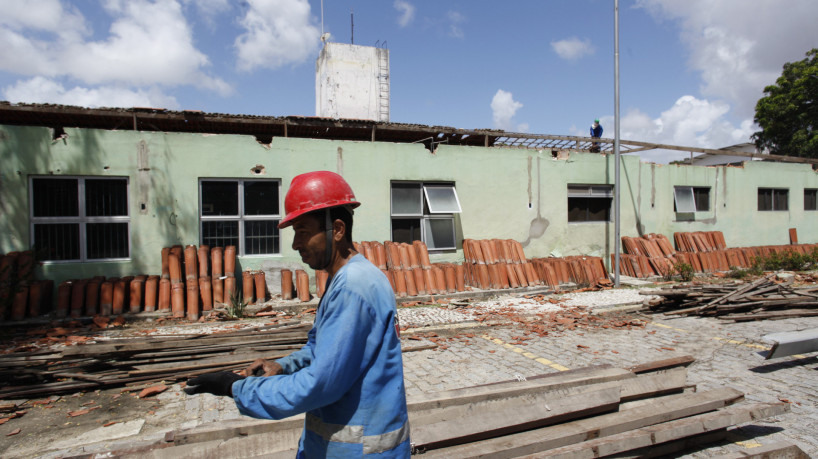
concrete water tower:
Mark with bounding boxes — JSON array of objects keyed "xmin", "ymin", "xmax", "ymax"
[{"xmin": 315, "ymin": 40, "xmax": 390, "ymax": 122}]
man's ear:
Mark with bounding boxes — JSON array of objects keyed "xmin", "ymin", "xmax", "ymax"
[{"xmin": 332, "ymin": 218, "xmax": 346, "ymax": 242}]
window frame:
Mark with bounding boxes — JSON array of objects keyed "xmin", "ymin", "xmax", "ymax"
[
  {"xmin": 567, "ymin": 184, "xmax": 613, "ymax": 223},
  {"xmin": 673, "ymin": 186, "xmax": 711, "ymax": 212},
  {"xmin": 29, "ymin": 176, "xmax": 131, "ymax": 263},
  {"xmin": 805, "ymin": 189, "xmax": 817, "ymax": 211},
  {"xmin": 758, "ymin": 187, "xmax": 789, "ymax": 212},
  {"xmin": 198, "ymin": 178, "xmax": 282, "ymax": 256},
  {"xmin": 390, "ymin": 181, "xmax": 461, "ymax": 251}
]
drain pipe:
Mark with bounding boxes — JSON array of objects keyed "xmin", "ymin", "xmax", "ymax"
[{"xmin": 614, "ymin": 0, "xmax": 621, "ymax": 287}]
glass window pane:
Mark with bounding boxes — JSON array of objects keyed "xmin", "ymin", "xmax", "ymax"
[
  {"xmin": 674, "ymin": 187, "xmax": 696, "ymax": 213},
  {"xmin": 244, "ymin": 181, "xmax": 279, "ymax": 216},
  {"xmin": 201, "ymin": 181, "xmax": 238, "ymax": 216},
  {"xmin": 391, "ymin": 183, "xmax": 422, "ymax": 215},
  {"xmin": 244, "ymin": 220, "xmax": 279, "ymax": 255},
  {"xmin": 33, "ymin": 223, "xmax": 80, "ymax": 261},
  {"xmin": 693, "ymin": 188, "xmax": 710, "ymax": 211},
  {"xmin": 424, "ymin": 185, "xmax": 462, "ymax": 213},
  {"xmin": 87, "ymin": 223, "xmax": 129, "ymax": 259},
  {"xmin": 774, "ymin": 189, "xmax": 788, "ymax": 211},
  {"xmin": 567, "ymin": 197, "xmax": 587, "ymax": 222},
  {"xmin": 85, "ymin": 179, "xmax": 128, "ymax": 217},
  {"xmin": 423, "ymin": 218, "xmax": 455, "ymax": 249},
  {"xmin": 201, "ymin": 220, "xmax": 239, "ymax": 249},
  {"xmin": 567, "ymin": 185, "xmax": 589, "ymax": 197},
  {"xmin": 32, "ymin": 178, "xmax": 78, "ymax": 217},
  {"xmin": 392, "ymin": 218, "xmax": 421, "ymax": 244},
  {"xmin": 805, "ymin": 190, "xmax": 817, "ymax": 211},
  {"xmin": 758, "ymin": 189, "xmax": 772, "ymax": 211},
  {"xmin": 586, "ymin": 198, "xmax": 611, "ymax": 221}
]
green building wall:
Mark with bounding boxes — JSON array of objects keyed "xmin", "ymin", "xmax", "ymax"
[{"xmin": 2, "ymin": 124, "xmax": 817, "ymax": 291}]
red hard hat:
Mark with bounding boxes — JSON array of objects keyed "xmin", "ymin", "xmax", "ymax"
[{"xmin": 279, "ymin": 171, "xmax": 360, "ymax": 228}]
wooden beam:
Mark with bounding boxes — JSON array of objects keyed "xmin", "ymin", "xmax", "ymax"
[
  {"xmin": 420, "ymin": 387, "xmax": 744, "ymax": 459},
  {"xmin": 763, "ymin": 327, "xmax": 818, "ymax": 359},
  {"xmin": 521, "ymin": 402, "xmax": 789, "ymax": 458}
]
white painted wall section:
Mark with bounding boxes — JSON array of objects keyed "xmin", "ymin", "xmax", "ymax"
[{"xmin": 316, "ymin": 42, "xmax": 389, "ymax": 121}]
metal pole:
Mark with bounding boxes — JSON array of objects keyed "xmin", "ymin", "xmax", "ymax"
[{"xmin": 614, "ymin": 0, "xmax": 621, "ymax": 287}]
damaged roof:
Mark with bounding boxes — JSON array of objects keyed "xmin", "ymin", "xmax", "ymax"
[{"xmin": 1, "ymin": 101, "xmax": 816, "ymax": 165}]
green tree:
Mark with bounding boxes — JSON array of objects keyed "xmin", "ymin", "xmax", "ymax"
[{"xmin": 752, "ymin": 48, "xmax": 818, "ymax": 158}]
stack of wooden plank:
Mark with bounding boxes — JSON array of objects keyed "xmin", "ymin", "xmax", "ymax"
[
  {"xmin": 83, "ymin": 357, "xmax": 790, "ymax": 458},
  {"xmin": 0, "ymin": 322, "xmax": 310, "ymax": 399},
  {"xmin": 640, "ymin": 274, "xmax": 818, "ymax": 321}
]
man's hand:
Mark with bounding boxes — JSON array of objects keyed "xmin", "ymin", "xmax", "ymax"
[
  {"xmin": 242, "ymin": 358, "xmax": 284, "ymax": 377},
  {"xmin": 184, "ymin": 371, "xmax": 243, "ymax": 397}
]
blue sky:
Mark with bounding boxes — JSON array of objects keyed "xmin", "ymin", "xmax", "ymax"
[{"xmin": 1, "ymin": 0, "xmax": 816, "ymax": 162}]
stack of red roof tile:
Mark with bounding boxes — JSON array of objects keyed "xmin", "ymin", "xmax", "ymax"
[
  {"xmin": 673, "ymin": 231, "xmax": 727, "ymax": 252},
  {"xmin": 462, "ymin": 239, "xmax": 541, "ymax": 291},
  {"xmin": 530, "ymin": 256, "xmax": 610, "ymax": 288},
  {"xmin": 618, "ymin": 234, "xmax": 677, "ymax": 278},
  {"xmin": 355, "ymin": 240, "xmax": 467, "ymax": 297}
]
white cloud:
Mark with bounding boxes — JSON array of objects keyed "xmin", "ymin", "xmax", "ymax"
[
  {"xmin": 394, "ymin": 0, "xmax": 415, "ymax": 28},
  {"xmin": 0, "ymin": 0, "xmax": 231, "ymax": 98},
  {"xmin": 635, "ymin": 0, "xmax": 818, "ymax": 119},
  {"xmin": 551, "ymin": 37, "xmax": 595, "ymax": 60},
  {"xmin": 613, "ymin": 95, "xmax": 756, "ymax": 163},
  {"xmin": 3, "ymin": 76, "xmax": 179, "ymax": 109},
  {"xmin": 447, "ymin": 11, "xmax": 465, "ymax": 39},
  {"xmin": 235, "ymin": 0, "xmax": 320, "ymax": 72},
  {"xmin": 183, "ymin": 0, "xmax": 231, "ymax": 27},
  {"xmin": 491, "ymin": 89, "xmax": 527, "ymax": 132}
]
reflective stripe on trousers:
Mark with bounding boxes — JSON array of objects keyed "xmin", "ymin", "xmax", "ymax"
[{"xmin": 305, "ymin": 413, "xmax": 410, "ymax": 455}]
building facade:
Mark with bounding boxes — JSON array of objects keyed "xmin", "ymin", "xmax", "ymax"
[{"xmin": 1, "ymin": 104, "xmax": 817, "ymax": 291}]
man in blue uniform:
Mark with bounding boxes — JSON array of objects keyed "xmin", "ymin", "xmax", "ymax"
[
  {"xmin": 185, "ymin": 171, "xmax": 410, "ymax": 458},
  {"xmin": 590, "ymin": 118, "xmax": 603, "ymax": 152}
]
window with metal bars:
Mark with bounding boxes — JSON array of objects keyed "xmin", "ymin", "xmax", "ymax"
[
  {"xmin": 30, "ymin": 177, "xmax": 130, "ymax": 261},
  {"xmin": 758, "ymin": 188, "xmax": 789, "ymax": 211},
  {"xmin": 199, "ymin": 179, "xmax": 280, "ymax": 255},
  {"xmin": 390, "ymin": 182, "xmax": 462, "ymax": 250},
  {"xmin": 567, "ymin": 184, "xmax": 613, "ymax": 222}
]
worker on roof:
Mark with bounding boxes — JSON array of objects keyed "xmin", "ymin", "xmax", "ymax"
[
  {"xmin": 590, "ymin": 118, "xmax": 603, "ymax": 152},
  {"xmin": 185, "ymin": 171, "xmax": 410, "ymax": 458}
]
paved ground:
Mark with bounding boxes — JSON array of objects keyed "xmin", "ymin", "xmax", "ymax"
[{"xmin": 1, "ymin": 284, "xmax": 817, "ymax": 458}]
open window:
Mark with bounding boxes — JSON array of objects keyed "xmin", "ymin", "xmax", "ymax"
[
  {"xmin": 391, "ymin": 182, "xmax": 461, "ymax": 250},
  {"xmin": 567, "ymin": 185, "xmax": 612, "ymax": 223},
  {"xmin": 673, "ymin": 186, "xmax": 710, "ymax": 212},
  {"xmin": 199, "ymin": 179, "xmax": 281, "ymax": 255},
  {"xmin": 30, "ymin": 176, "xmax": 130, "ymax": 261},
  {"xmin": 758, "ymin": 188, "xmax": 788, "ymax": 211}
]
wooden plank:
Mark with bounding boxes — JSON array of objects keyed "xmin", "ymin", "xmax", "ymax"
[
  {"xmin": 763, "ymin": 327, "xmax": 818, "ymax": 359},
  {"xmin": 725, "ymin": 310, "xmax": 818, "ymax": 322},
  {"xmin": 626, "ymin": 355, "xmax": 694, "ymax": 374},
  {"xmin": 419, "ymin": 387, "xmax": 745, "ymax": 458},
  {"xmin": 409, "ymin": 384, "xmax": 622, "ymax": 450},
  {"xmin": 518, "ymin": 402, "xmax": 789, "ymax": 458},
  {"xmin": 406, "ymin": 367, "xmax": 634, "ymax": 413},
  {"xmin": 59, "ymin": 332, "xmax": 308, "ymax": 356},
  {"xmin": 619, "ymin": 367, "xmax": 689, "ymax": 401},
  {"xmin": 163, "ymin": 367, "xmax": 635, "ymax": 449}
]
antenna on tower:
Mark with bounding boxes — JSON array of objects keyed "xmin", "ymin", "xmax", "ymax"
[
  {"xmin": 320, "ymin": 0, "xmax": 324, "ymax": 35},
  {"xmin": 350, "ymin": 8, "xmax": 354, "ymax": 44}
]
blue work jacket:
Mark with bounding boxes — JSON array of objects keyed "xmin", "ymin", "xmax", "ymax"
[{"xmin": 232, "ymin": 254, "xmax": 410, "ymax": 458}]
